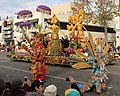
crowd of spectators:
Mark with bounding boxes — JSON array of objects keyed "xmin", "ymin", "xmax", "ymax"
[
  {"xmin": 0, "ymin": 36, "xmax": 119, "ymax": 96},
  {"xmin": 0, "ymin": 78, "xmax": 58, "ymax": 96},
  {"xmin": 0, "ymin": 75, "xmax": 86, "ymax": 96}
]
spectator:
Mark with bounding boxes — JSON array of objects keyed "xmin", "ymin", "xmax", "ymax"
[
  {"xmin": 65, "ymin": 89, "xmax": 80, "ymax": 96},
  {"xmin": 22, "ymin": 77, "xmax": 31, "ymax": 92},
  {"xmin": 0, "ymin": 79, "xmax": 5, "ymax": 96},
  {"xmin": 22, "ymin": 83, "xmax": 31, "ymax": 92},
  {"xmin": 61, "ymin": 36, "xmax": 70, "ymax": 57},
  {"xmin": 26, "ymin": 80, "xmax": 45, "ymax": 96},
  {"xmin": 3, "ymin": 82, "xmax": 12, "ymax": 96},
  {"xmin": 43, "ymin": 36, "xmax": 48, "ymax": 48},
  {"xmin": 61, "ymin": 36, "xmax": 69, "ymax": 48},
  {"xmin": 6, "ymin": 79, "xmax": 26, "ymax": 96},
  {"xmin": 66, "ymin": 76, "xmax": 84, "ymax": 96},
  {"xmin": 6, "ymin": 45, "xmax": 11, "ymax": 52},
  {"xmin": 44, "ymin": 84, "xmax": 58, "ymax": 96}
]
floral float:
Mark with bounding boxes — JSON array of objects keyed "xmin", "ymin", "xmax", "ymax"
[
  {"xmin": 7, "ymin": 8, "xmax": 117, "ymax": 94},
  {"xmin": 7, "ymin": 10, "xmax": 116, "ymax": 68}
]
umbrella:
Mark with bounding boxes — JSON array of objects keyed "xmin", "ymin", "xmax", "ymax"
[
  {"xmin": 16, "ymin": 10, "xmax": 32, "ymax": 19},
  {"xmin": 36, "ymin": 5, "xmax": 51, "ymax": 15},
  {"xmin": 18, "ymin": 21, "xmax": 32, "ymax": 26}
]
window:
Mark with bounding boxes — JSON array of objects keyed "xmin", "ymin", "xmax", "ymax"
[
  {"xmin": 0, "ymin": 26, "xmax": 1, "ymax": 33},
  {"xmin": 60, "ymin": 22, "xmax": 68, "ymax": 29},
  {"xmin": 4, "ymin": 21, "xmax": 7, "ymax": 27}
]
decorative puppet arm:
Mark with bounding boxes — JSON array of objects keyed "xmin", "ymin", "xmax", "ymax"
[
  {"xmin": 71, "ymin": 24, "xmax": 77, "ymax": 34},
  {"xmin": 44, "ymin": 27, "xmax": 51, "ymax": 34},
  {"xmin": 58, "ymin": 27, "xmax": 66, "ymax": 37}
]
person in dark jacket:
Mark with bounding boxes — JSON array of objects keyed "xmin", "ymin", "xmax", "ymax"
[
  {"xmin": 61, "ymin": 36, "xmax": 69, "ymax": 57},
  {"xmin": 6, "ymin": 79, "xmax": 26, "ymax": 96},
  {"xmin": 3, "ymin": 82, "xmax": 12, "ymax": 96},
  {"xmin": 0, "ymin": 79, "xmax": 5, "ymax": 96}
]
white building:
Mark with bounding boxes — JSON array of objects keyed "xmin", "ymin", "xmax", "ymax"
[
  {"xmin": 0, "ymin": 22, "xmax": 3, "ymax": 44},
  {"xmin": 114, "ymin": 16, "xmax": 120, "ymax": 47},
  {"xmin": 114, "ymin": 0, "xmax": 120, "ymax": 47},
  {"xmin": 0, "ymin": 2, "xmax": 119, "ymax": 47},
  {"xmin": 0, "ymin": 18, "xmax": 14, "ymax": 45}
]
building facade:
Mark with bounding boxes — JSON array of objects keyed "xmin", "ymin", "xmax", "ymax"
[
  {"xmin": 0, "ymin": 2, "xmax": 118, "ymax": 47},
  {"xmin": 114, "ymin": 16, "xmax": 120, "ymax": 47},
  {"xmin": 0, "ymin": 18, "xmax": 14, "ymax": 46}
]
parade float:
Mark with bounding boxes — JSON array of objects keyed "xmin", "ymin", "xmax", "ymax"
[
  {"xmin": 3, "ymin": 0, "xmax": 118, "ymax": 93},
  {"xmin": 7, "ymin": 8, "xmax": 116, "ymax": 93},
  {"xmin": 7, "ymin": 8, "xmax": 116, "ymax": 70}
]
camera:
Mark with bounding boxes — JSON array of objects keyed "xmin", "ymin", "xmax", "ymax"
[
  {"xmin": 66, "ymin": 77, "xmax": 70, "ymax": 81},
  {"xmin": 24, "ymin": 76, "xmax": 28, "ymax": 81}
]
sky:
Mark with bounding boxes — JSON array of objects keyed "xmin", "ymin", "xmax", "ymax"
[{"xmin": 0, "ymin": 0, "xmax": 73, "ymax": 19}]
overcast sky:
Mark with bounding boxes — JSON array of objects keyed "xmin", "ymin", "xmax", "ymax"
[{"xmin": 0, "ymin": 0, "xmax": 73, "ymax": 19}]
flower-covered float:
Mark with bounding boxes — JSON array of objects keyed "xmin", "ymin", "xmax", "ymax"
[
  {"xmin": 7, "ymin": 8, "xmax": 117, "ymax": 94},
  {"xmin": 7, "ymin": 9, "xmax": 116, "ymax": 70}
]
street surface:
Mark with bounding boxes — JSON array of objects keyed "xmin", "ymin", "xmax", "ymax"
[{"xmin": 0, "ymin": 52, "xmax": 120, "ymax": 96}]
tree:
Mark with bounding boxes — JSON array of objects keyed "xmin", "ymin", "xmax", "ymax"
[
  {"xmin": 73, "ymin": 0, "xmax": 120, "ymax": 45},
  {"xmin": 72, "ymin": 0, "xmax": 89, "ymax": 14}
]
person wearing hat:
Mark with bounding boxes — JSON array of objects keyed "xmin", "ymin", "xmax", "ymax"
[
  {"xmin": 65, "ymin": 89, "xmax": 80, "ymax": 96},
  {"xmin": 66, "ymin": 76, "xmax": 84, "ymax": 96},
  {"xmin": 26, "ymin": 80, "xmax": 45, "ymax": 96},
  {"xmin": 44, "ymin": 84, "xmax": 58, "ymax": 96}
]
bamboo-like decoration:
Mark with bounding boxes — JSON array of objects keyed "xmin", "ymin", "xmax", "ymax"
[
  {"xmin": 83, "ymin": 26, "xmax": 94, "ymax": 55},
  {"xmin": 82, "ymin": 25, "xmax": 94, "ymax": 56},
  {"xmin": 88, "ymin": 32, "xmax": 95, "ymax": 54},
  {"xmin": 86, "ymin": 40, "xmax": 94, "ymax": 56},
  {"xmin": 103, "ymin": 46, "xmax": 109, "ymax": 55},
  {"xmin": 96, "ymin": 38, "xmax": 100, "ymax": 51},
  {"xmin": 101, "ymin": 38, "xmax": 105, "ymax": 52},
  {"xmin": 74, "ymin": 49, "xmax": 88, "ymax": 60},
  {"xmin": 102, "ymin": 38, "xmax": 105, "ymax": 46}
]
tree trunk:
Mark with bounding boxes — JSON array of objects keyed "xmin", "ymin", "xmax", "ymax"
[{"xmin": 104, "ymin": 25, "xmax": 108, "ymax": 45}]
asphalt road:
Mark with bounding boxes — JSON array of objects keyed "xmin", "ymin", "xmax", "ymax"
[{"xmin": 0, "ymin": 52, "xmax": 120, "ymax": 96}]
